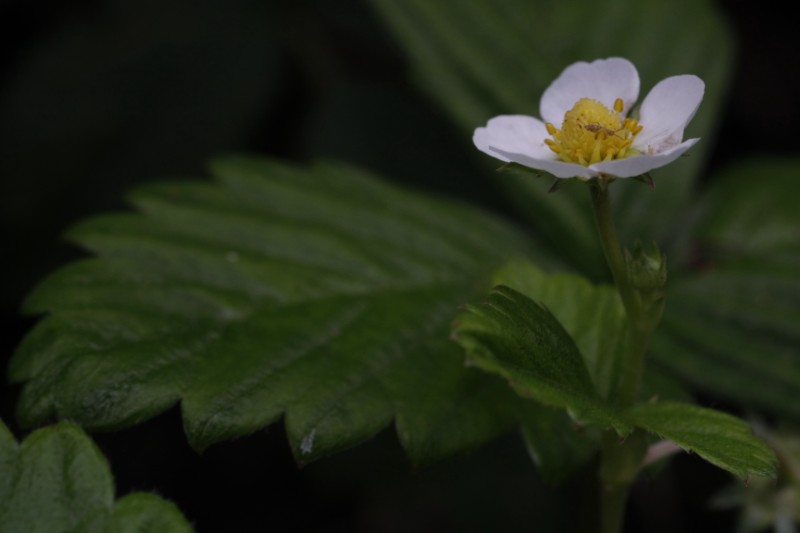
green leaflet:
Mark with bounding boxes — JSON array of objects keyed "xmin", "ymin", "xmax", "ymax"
[
  {"xmin": 478, "ymin": 261, "xmax": 688, "ymax": 481},
  {"xmin": 10, "ymin": 156, "xmax": 536, "ymax": 463},
  {"xmin": 492, "ymin": 261, "xmax": 628, "ymax": 400},
  {"xmin": 489, "ymin": 265, "xmax": 625, "ymax": 481},
  {"xmin": 652, "ymin": 159, "xmax": 800, "ymax": 420},
  {"xmin": 453, "ymin": 285, "xmax": 631, "ymax": 435},
  {"xmin": 625, "ymin": 402, "xmax": 777, "ymax": 480},
  {"xmin": 367, "ymin": 0, "xmax": 734, "ymax": 272},
  {"xmin": 0, "ymin": 420, "xmax": 191, "ymax": 533},
  {"xmin": 492, "ymin": 260, "xmax": 691, "ymax": 404}
]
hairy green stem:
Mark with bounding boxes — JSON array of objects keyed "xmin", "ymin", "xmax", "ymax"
[
  {"xmin": 589, "ymin": 182, "xmax": 654, "ymax": 406},
  {"xmin": 590, "ymin": 181, "xmax": 657, "ymax": 533},
  {"xmin": 589, "ymin": 183, "xmax": 640, "ymax": 323},
  {"xmin": 600, "ymin": 482, "xmax": 628, "ymax": 533},
  {"xmin": 619, "ymin": 325, "xmax": 651, "ymax": 407},
  {"xmin": 599, "ymin": 431, "xmax": 648, "ymax": 533}
]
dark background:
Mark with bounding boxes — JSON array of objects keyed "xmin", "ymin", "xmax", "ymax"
[{"xmin": 1, "ymin": 0, "xmax": 796, "ymax": 531}]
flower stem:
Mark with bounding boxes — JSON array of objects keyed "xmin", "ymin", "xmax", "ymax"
[
  {"xmin": 589, "ymin": 181, "xmax": 657, "ymax": 533},
  {"xmin": 588, "ymin": 182, "xmax": 652, "ymax": 406},
  {"xmin": 589, "ymin": 182, "xmax": 639, "ymax": 323},
  {"xmin": 598, "ymin": 431, "xmax": 648, "ymax": 533},
  {"xmin": 600, "ymin": 482, "xmax": 628, "ymax": 533}
]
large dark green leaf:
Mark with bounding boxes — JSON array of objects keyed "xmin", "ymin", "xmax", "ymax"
[
  {"xmin": 625, "ymin": 402, "xmax": 776, "ymax": 480},
  {"xmin": 453, "ymin": 285, "xmax": 630, "ymax": 435},
  {"xmin": 0, "ymin": 420, "xmax": 191, "ymax": 533},
  {"xmin": 653, "ymin": 159, "xmax": 800, "ymax": 420},
  {"xmin": 9, "ymin": 156, "xmax": 540, "ymax": 463},
  {"xmin": 367, "ymin": 0, "xmax": 734, "ymax": 273}
]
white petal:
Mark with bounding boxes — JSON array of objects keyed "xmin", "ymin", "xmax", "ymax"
[
  {"xmin": 590, "ymin": 138, "xmax": 699, "ymax": 177},
  {"xmin": 492, "ymin": 147, "xmax": 598, "ymax": 179},
  {"xmin": 473, "ymin": 115, "xmax": 552, "ymax": 162},
  {"xmin": 633, "ymin": 75, "xmax": 704, "ymax": 153},
  {"xmin": 540, "ymin": 58, "xmax": 640, "ymax": 125}
]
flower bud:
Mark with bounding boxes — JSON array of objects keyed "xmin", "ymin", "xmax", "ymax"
[{"xmin": 625, "ymin": 240, "xmax": 667, "ymax": 292}]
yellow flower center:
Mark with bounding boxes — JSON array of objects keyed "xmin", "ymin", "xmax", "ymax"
[{"xmin": 545, "ymin": 97, "xmax": 643, "ymax": 166}]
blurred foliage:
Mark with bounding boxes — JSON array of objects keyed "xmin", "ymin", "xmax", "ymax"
[
  {"xmin": 652, "ymin": 159, "xmax": 800, "ymax": 419},
  {"xmin": 2, "ymin": 0, "xmax": 799, "ymax": 532}
]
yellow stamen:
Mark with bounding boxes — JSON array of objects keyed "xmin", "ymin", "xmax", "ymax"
[
  {"xmin": 543, "ymin": 97, "xmax": 643, "ymax": 167},
  {"xmin": 544, "ymin": 138, "xmax": 561, "ymax": 153}
]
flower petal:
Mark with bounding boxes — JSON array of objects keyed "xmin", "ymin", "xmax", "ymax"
[
  {"xmin": 590, "ymin": 138, "xmax": 700, "ymax": 177},
  {"xmin": 475, "ymin": 116, "xmax": 597, "ymax": 178},
  {"xmin": 473, "ymin": 115, "xmax": 553, "ymax": 162},
  {"xmin": 540, "ymin": 58, "xmax": 640, "ymax": 125},
  {"xmin": 491, "ymin": 147, "xmax": 598, "ymax": 179},
  {"xmin": 633, "ymin": 75, "xmax": 704, "ymax": 154}
]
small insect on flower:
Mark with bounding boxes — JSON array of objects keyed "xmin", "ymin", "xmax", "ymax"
[
  {"xmin": 583, "ymin": 123, "xmax": 612, "ymax": 134},
  {"xmin": 473, "ymin": 57, "xmax": 704, "ymax": 180},
  {"xmin": 583, "ymin": 123, "xmax": 626, "ymax": 139}
]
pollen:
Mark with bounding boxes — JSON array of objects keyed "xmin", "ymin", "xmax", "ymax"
[{"xmin": 544, "ymin": 98, "xmax": 642, "ymax": 166}]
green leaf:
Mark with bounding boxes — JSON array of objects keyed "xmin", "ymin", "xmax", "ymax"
[
  {"xmin": 484, "ymin": 261, "xmax": 697, "ymax": 481},
  {"xmin": 653, "ymin": 159, "xmax": 800, "ymax": 420},
  {"xmin": 0, "ymin": 419, "xmax": 191, "ymax": 533},
  {"xmin": 625, "ymin": 402, "xmax": 777, "ymax": 480},
  {"xmin": 491, "ymin": 260, "xmax": 692, "ymax": 404},
  {"xmin": 485, "ymin": 260, "xmax": 692, "ymax": 481},
  {"xmin": 453, "ymin": 285, "xmax": 631, "ymax": 435},
  {"xmin": 367, "ymin": 0, "xmax": 734, "ymax": 273},
  {"xmin": 492, "ymin": 260, "xmax": 629, "ymax": 400},
  {"xmin": 11, "ymin": 156, "xmax": 535, "ymax": 463}
]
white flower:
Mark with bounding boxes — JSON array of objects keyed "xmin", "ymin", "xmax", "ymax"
[{"xmin": 473, "ymin": 57, "xmax": 705, "ymax": 180}]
